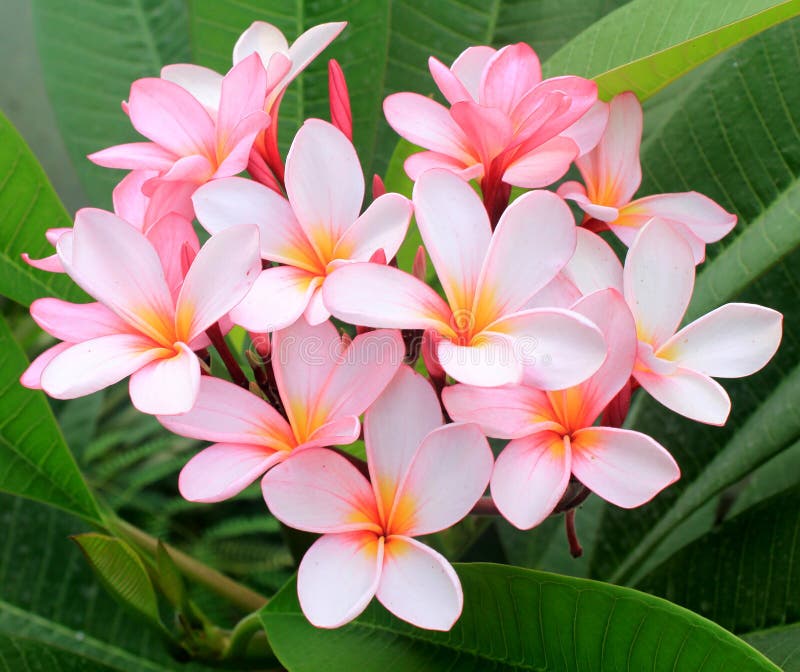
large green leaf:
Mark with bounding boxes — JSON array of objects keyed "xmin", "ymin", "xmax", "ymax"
[
  {"xmin": 261, "ymin": 563, "xmax": 777, "ymax": 671},
  {"xmin": 589, "ymin": 18, "xmax": 800, "ymax": 586},
  {"xmin": 190, "ymin": 0, "xmax": 629, "ymax": 179},
  {"xmin": 0, "ymin": 110, "xmax": 85, "ymax": 306},
  {"xmin": 0, "ymin": 314, "xmax": 101, "ymax": 523},
  {"xmin": 544, "ymin": 0, "xmax": 800, "ymax": 100},
  {"xmin": 32, "ymin": 0, "xmax": 190, "ymax": 207}
]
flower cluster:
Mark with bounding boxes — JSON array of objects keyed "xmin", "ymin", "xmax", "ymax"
[{"xmin": 21, "ymin": 21, "xmax": 783, "ymax": 632}]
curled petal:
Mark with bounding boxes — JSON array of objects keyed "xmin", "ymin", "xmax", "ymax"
[
  {"xmin": 175, "ymin": 225, "xmax": 261, "ymax": 342},
  {"xmin": 443, "ymin": 383, "xmax": 558, "ymax": 440},
  {"xmin": 157, "ymin": 375, "xmax": 293, "ymax": 448},
  {"xmin": 634, "ymin": 367, "xmax": 731, "ymax": 425},
  {"xmin": 285, "ymin": 119, "xmax": 364, "ymax": 258},
  {"xmin": 474, "ymin": 189, "xmax": 576, "ymax": 325},
  {"xmin": 491, "ymin": 432, "xmax": 571, "ymax": 530},
  {"xmin": 571, "ymin": 427, "xmax": 680, "ymax": 508},
  {"xmin": 576, "ymin": 91, "xmax": 642, "ymax": 206},
  {"xmin": 624, "ymin": 219, "xmax": 695, "ymax": 349},
  {"xmin": 437, "ymin": 333, "xmax": 522, "ymax": 387},
  {"xmin": 262, "ymin": 448, "xmax": 380, "ymax": 534},
  {"xmin": 413, "ymin": 168, "xmax": 490, "ymax": 313},
  {"xmin": 229, "ymin": 266, "xmax": 320, "ymax": 333},
  {"xmin": 297, "ymin": 531, "xmax": 382, "ymax": 629},
  {"xmin": 365, "ymin": 366, "xmax": 442, "ymax": 521},
  {"xmin": 658, "ymin": 303, "xmax": 782, "ymax": 377},
  {"xmin": 383, "ymin": 93, "xmax": 473, "ymax": 161},
  {"xmin": 31, "ymin": 299, "xmax": 130, "ymax": 342},
  {"xmin": 161, "ymin": 63, "xmax": 223, "ymax": 116},
  {"xmin": 377, "ymin": 536, "xmax": 462, "ymax": 631},
  {"xmin": 488, "ymin": 308, "xmax": 606, "ymax": 390},
  {"xmin": 41, "ymin": 334, "xmax": 165, "ymax": 399},
  {"xmin": 128, "ymin": 342, "xmax": 200, "ymax": 415},
  {"xmin": 323, "ymin": 263, "xmax": 453, "ymax": 333},
  {"xmin": 389, "ymin": 423, "xmax": 493, "ymax": 536},
  {"xmin": 179, "ymin": 443, "xmax": 285, "ymax": 503},
  {"xmin": 20, "ymin": 343, "xmax": 71, "ymax": 390},
  {"xmin": 333, "ymin": 193, "xmax": 412, "ymax": 263}
]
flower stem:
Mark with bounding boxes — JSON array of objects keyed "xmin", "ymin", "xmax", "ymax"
[
  {"xmin": 206, "ymin": 322, "xmax": 249, "ymax": 389},
  {"xmin": 565, "ymin": 509, "xmax": 583, "ymax": 558},
  {"xmin": 109, "ymin": 517, "xmax": 268, "ymax": 613}
]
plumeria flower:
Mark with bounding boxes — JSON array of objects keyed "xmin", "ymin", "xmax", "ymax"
[
  {"xmin": 263, "ymin": 366, "xmax": 493, "ymax": 630},
  {"xmin": 158, "ymin": 318, "xmax": 403, "ymax": 503},
  {"xmin": 558, "ymin": 92, "xmax": 736, "ymax": 262},
  {"xmin": 193, "ymin": 119, "xmax": 412, "ymax": 331},
  {"xmin": 21, "ymin": 209, "xmax": 261, "ymax": 415},
  {"xmin": 89, "ymin": 53, "xmax": 269, "ymax": 191},
  {"xmin": 384, "ymin": 43, "xmax": 600, "ymax": 220},
  {"xmin": 162, "ymin": 20, "xmax": 346, "ymax": 186},
  {"xmin": 323, "ymin": 168, "xmax": 606, "ymax": 388},
  {"xmin": 444, "ymin": 289, "xmax": 680, "ymax": 529},
  {"xmin": 22, "ymin": 170, "xmax": 196, "ymax": 277},
  {"xmin": 625, "ymin": 219, "xmax": 782, "ymax": 425}
]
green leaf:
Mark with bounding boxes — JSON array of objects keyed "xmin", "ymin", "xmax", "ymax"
[
  {"xmin": 589, "ymin": 18, "xmax": 800, "ymax": 586},
  {"xmin": 0, "ymin": 314, "xmax": 101, "ymax": 523},
  {"xmin": 544, "ymin": 0, "xmax": 800, "ymax": 100},
  {"xmin": 156, "ymin": 540, "xmax": 187, "ymax": 610},
  {"xmin": 0, "ymin": 110, "xmax": 85, "ymax": 306},
  {"xmin": 0, "ymin": 600, "xmax": 171, "ymax": 672},
  {"xmin": 0, "ymin": 494, "xmax": 211, "ymax": 670},
  {"xmin": 261, "ymin": 563, "xmax": 777, "ymax": 671},
  {"xmin": 637, "ymin": 487, "xmax": 800, "ymax": 637},
  {"xmin": 190, "ymin": 1, "xmax": 629, "ymax": 179},
  {"xmin": 32, "ymin": 0, "xmax": 190, "ymax": 207},
  {"xmin": 744, "ymin": 626, "xmax": 800, "ymax": 671},
  {"xmin": 73, "ymin": 533, "xmax": 165, "ymax": 631}
]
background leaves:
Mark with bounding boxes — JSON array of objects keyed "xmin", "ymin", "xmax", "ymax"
[
  {"xmin": 0, "ymin": 314, "xmax": 101, "ymax": 523},
  {"xmin": 31, "ymin": 0, "xmax": 190, "ymax": 208}
]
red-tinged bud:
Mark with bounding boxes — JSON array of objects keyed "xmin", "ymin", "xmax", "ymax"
[
  {"xmin": 369, "ymin": 248, "xmax": 387, "ymax": 265},
  {"xmin": 180, "ymin": 241, "xmax": 197, "ymax": 277},
  {"xmin": 121, "ymin": 100, "xmax": 130, "ymax": 116},
  {"xmin": 421, "ymin": 329, "xmax": 445, "ymax": 387},
  {"xmin": 263, "ymin": 113, "xmax": 285, "ymax": 184},
  {"xmin": 247, "ymin": 147, "xmax": 284, "ymax": 194},
  {"xmin": 249, "ymin": 331, "xmax": 271, "ymax": 360},
  {"xmin": 328, "ymin": 59, "xmax": 352, "ymax": 141},
  {"xmin": 372, "ymin": 174, "xmax": 386, "ymax": 200},
  {"xmin": 340, "ymin": 331, "xmax": 353, "ymax": 350},
  {"xmin": 356, "ymin": 324, "xmax": 374, "ymax": 336},
  {"xmin": 412, "ymin": 246, "xmax": 427, "ymax": 281}
]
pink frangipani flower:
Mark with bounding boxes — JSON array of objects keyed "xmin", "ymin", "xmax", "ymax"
[
  {"xmin": 558, "ymin": 92, "xmax": 736, "ymax": 262},
  {"xmin": 625, "ymin": 219, "xmax": 782, "ymax": 425},
  {"xmin": 444, "ymin": 289, "xmax": 680, "ymax": 530},
  {"xmin": 192, "ymin": 119, "xmax": 412, "ymax": 332},
  {"xmin": 263, "ymin": 366, "xmax": 493, "ymax": 630},
  {"xmin": 21, "ymin": 209, "xmax": 261, "ymax": 415},
  {"xmin": 158, "ymin": 318, "xmax": 403, "ymax": 503},
  {"xmin": 89, "ymin": 53, "xmax": 269, "ymax": 191},
  {"xmin": 384, "ymin": 43, "xmax": 601, "ymax": 220},
  {"xmin": 323, "ymin": 168, "xmax": 606, "ymax": 388},
  {"xmin": 162, "ymin": 20, "xmax": 346, "ymax": 185},
  {"xmin": 22, "ymin": 169, "xmax": 197, "ymax": 277}
]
